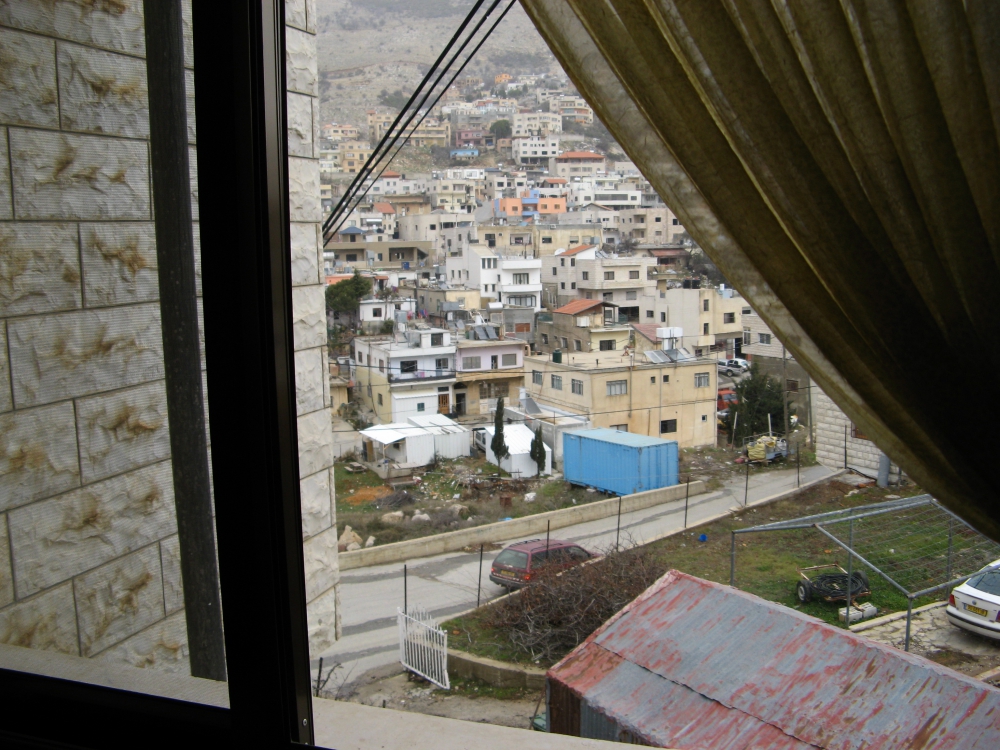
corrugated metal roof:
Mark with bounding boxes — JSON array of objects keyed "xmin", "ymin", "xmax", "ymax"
[
  {"xmin": 565, "ymin": 428, "xmax": 673, "ymax": 449},
  {"xmin": 407, "ymin": 414, "xmax": 469, "ymax": 435},
  {"xmin": 359, "ymin": 424, "xmax": 432, "ymax": 445},
  {"xmin": 549, "ymin": 571, "xmax": 1000, "ymax": 749},
  {"xmin": 553, "ymin": 299, "xmax": 611, "ymax": 315}
]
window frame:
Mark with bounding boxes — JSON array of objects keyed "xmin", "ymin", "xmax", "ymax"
[
  {"xmin": 551, "ymin": 374, "xmax": 563, "ymax": 390},
  {"xmin": 607, "ymin": 379, "xmax": 628, "ymax": 396},
  {"xmin": 0, "ymin": 4, "xmax": 317, "ymax": 747}
]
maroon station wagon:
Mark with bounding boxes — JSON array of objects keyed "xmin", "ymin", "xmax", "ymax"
[{"xmin": 490, "ymin": 539, "xmax": 595, "ymax": 589}]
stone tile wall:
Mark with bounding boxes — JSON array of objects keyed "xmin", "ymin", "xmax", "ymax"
[
  {"xmin": 0, "ymin": 0, "xmax": 339, "ymax": 676},
  {"xmin": 812, "ymin": 386, "xmax": 882, "ymax": 473}
]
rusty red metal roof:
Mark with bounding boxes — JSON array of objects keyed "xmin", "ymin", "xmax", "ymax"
[
  {"xmin": 548, "ymin": 571, "xmax": 1000, "ymax": 749},
  {"xmin": 552, "ymin": 299, "xmax": 611, "ymax": 316}
]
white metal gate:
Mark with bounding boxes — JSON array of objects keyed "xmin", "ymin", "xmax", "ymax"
[{"xmin": 397, "ymin": 607, "xmax": 450, "ymax": 689}]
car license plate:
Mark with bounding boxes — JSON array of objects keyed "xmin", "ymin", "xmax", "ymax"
[
  {"xmin": 966, "ymin": 604, "xmax": 988, "ymax": 617},
  {"xmin": 499, "ymin": 570, "xmax": 515, "ymax": 579}
]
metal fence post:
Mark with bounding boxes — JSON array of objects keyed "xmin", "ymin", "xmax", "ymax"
[
  {"xmin": 404, "ymin": 564, "xmax": 408, "ymax": 616},
  {"xmin": 844, "ymin": 424, "xmax": 848, "ymax": 468},
  {"xmin": 477, "ymin": 544, "xmax": 484, "ymax": 607},
  {"xmin": 796, "ymin": 444, "xmax": 800, "ymax": 487},
  {"xmin": 744, "ymin": 459, "xmax": 750, "ymax": 507},
  {"xmin": 683, "ymin": 478, "xmax": 690, "ymax": 529},
  {"xmin": 947, "ymin": 518, "xmax": 954, "ymax": 582},
  {"xmin": 904, "ymin": 597, "xmax": 913, "ymax": 651},
  {"xmin": 616, "ymin": 496, "xmax": 622, "ymax": 551},
  {"xmin": 845, "ymin": 518, "xmax": 854, "ymax": 628},
  {"xmin": 730, "ymin": 531, "xmax": 736, "ymax": 586}
]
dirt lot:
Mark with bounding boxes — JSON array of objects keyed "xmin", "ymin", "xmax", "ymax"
[
  {"xmin": 329, "ymin": 663, "xmax": 543, "ymax": 731},
  {"xmin": 334, "ymin": 455, "xmax": 617, "ymax": 549}
]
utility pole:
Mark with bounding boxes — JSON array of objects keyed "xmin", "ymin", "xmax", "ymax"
[{"xmin": 781, "ymin": 344, "xmax": 789, "ymax": 439}]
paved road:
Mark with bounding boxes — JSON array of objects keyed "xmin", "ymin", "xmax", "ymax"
[{"xmin": 315, "ymin": 462, "xmax": 839, "ymax": 686}]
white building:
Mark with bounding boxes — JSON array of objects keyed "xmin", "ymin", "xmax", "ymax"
[
  {"xmin": 513, "ymin": 135, "xmax": 561, "ymax": 166},
  {"xmin": 512, "ymin": 111, "xmax": 563, "ymax": 137},
  {"xmin": 475, "ymin": 423, "xmax": 552, "ymax": 477},
  {"xmin": 357, "ymin": 298, "xmax": 417, "ymax": 332},
  {"xmin": 353, "ymin": 328, "xmax": 458, "ymax": 423},
  {"xmin": 445, "ymin": 246, "xmax": 543, "ymax": 311}
]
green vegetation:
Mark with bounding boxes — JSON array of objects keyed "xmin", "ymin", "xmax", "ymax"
[
  {"xmin": 445, "ymin": 479, "xmax": 932, "ymax": 665},
  {"xmin": 489, "ymin": 119, "xmax": 511, "ymax": 139},
  {"xmin": 325, "ymin": 269, "xmax": 372, "ymax": 314},
  {"xmin": 491, "ymin": 398, "xmax": 510, "ymax": 463},
  {"xmin": 377, "ymin": 88, "xmax": 410, "ymax": 111},
  {"xmin": 446, "ymin": 674, "xmax": 534, "ymax": 701},
  {"xmin": 719, "ymin": 363, "xmax": 788, "ymax": 445},
  {"xmin": 529, "ymin": 426, "xmax": 546, "ymax": 475}
]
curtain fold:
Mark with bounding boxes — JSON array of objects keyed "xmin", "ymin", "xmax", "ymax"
[{"xmin": 522, "ymin": 0, "xmax": 1000, "ymax": 539}]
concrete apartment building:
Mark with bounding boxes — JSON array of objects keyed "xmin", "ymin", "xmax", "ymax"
[
  {"xmin": 512, "ymin": 111, "xmax": 562, "ymax": 136},
  {"xmin": 323, "ymin": 234, "xmax": 432, "ymax": 272},
  {"xmin": 653, "ymin": 287, "xmax": 746, "ymax": 358},
  {"xmin": 533, "ymin": 223, "xmax": 606, "ymax": 255},
  {"xmin": 618, "ymin": 206, "xmax": 685, "ymax": 244},
  {"xmin": 442, "ymin": 246, "xmax": 543, "ymax": 311},
  {"xmin": 535, "ymin": 299, "xmax": 632, "ymax": 355},
  {"xmin": 454, "ymin": 337, "xmax": 528, "ymax": 416},
  {"xmin": 523, "ymin": 349, "xmax": 717, "ymax": 446},
  {"xmin": 513, "ymin": 135, "xmax": 561, "ymax": 166},
  {"xmin": 339, "ymin": 140, "xmax": 374, "ymax": 174},
  {"xmin": 0, "ymin": 1, "xmax": 340, "ymax": 674},
  {"xmin": 552, "ymin": 151, "xmax": 606, "ymax": 179},
  {"xmin": 353, "ymin": 328, "xmax": 457, "ymax": 423}
]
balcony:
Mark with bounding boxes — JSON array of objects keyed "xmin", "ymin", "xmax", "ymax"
[{"xmin": 388, "ymin": 370, "xmax": 454, "ymax": 384}]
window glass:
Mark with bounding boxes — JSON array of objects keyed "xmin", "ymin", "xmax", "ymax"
[
  {"xmin": 400, "ymin": 360, "xmax": 418, "ymax": 373},
  {"xmin": 551, "ymin": 375, "xmax": 563, "ymax": 390},
  {"xmin": 572, "ymin": 379, "xmax": 584, "ymax": 395},
  {"xmin": 495, "ymin": 549, "xmax": 528, "ymax": 569},
  {"xmin": 532, "ymin": 370, "xmax": 543, "ymax": 385},
  {"xmin": 695, "ymin": 373, "xmax": 710, "ymax": 387},
  {"xmin": 462, "ymin": 356, "xmax": 482, "ymax": 369},
  {"xmin": 967, "ymin": 570, "xmax": 1000, "ymax": 596},
  {"xmin": 501, "ymin": 353, "xmax": 517, "ymax": 366},
  {"xmin": 607, "ymin": 380, "xmax": 628, "ymax": 395}
]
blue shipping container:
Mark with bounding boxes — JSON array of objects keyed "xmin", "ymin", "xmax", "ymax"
[{"xmin": 562, "ymin": 429, "xmax": 678, "ymax": 496}]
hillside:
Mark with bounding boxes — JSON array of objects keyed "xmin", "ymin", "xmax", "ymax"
[{"xmin": 315, "ymin": 0, "xmax": 563, "ymax": 129}]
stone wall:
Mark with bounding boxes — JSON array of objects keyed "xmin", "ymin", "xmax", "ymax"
[
  {"xmin": 812, "ymin": 386, "xmax": 882, "ymax": 473},
  {"xmin": 0, "ymin": 0, "xmax": 339, "ymax": 676}
]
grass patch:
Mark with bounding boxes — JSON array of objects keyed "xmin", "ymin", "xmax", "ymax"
[
  {"xmin": 447, "ymin": 674, "xmax": 536, "ymax": 701},
  {"xmin": 446, "ymin": 478, "xmax": 933, "ymax": 665}
]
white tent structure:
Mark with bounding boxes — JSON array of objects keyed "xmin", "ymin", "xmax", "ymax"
[
  {"xmin": 359, "ymin": 424, "xmax": 436, "ymax": 472},
  {"xmin": 475, "ymin": 423, "xmax": 552, "ymax": 478},
  {"xmin": 407, "ymin": 413, "xmax": 471, "ymax": 459}
]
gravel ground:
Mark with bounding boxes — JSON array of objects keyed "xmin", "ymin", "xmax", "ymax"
[{"xmin": 859, "ymin": 605, "xmax": 1000, "ymax": 682}]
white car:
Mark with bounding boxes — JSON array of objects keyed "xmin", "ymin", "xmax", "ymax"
[{"xmin": 947, "ymin": 560, "xmax": 1000, "ymax": 640}]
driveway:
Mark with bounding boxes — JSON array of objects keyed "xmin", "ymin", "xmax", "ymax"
[{"xmin": 316, "ymin": 462, "xmax": 839, "ymax": 688}]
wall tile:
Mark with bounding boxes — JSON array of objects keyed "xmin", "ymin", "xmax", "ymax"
[
  {"xmin": 0, "ymin": 401, "xmax": 80, "ymax": 513},
  {"xmin": 95, "ymin": 608, "xmax": 189, "ymax": 674},
  {"xmin": 287, "ymin": 156, "xmax": 320, "ymax": 223},
  {"xmin": 300, "ymin": 467, "xmax": 331, "ymax": 540},
  {"xmin": 0, "ymin": 129, "xmax": 11, "ymax": 220},
  {"xmin": 312, "ymin": 91, "xmax": 321, "ymax": 159},
  {"xmin": 307, "ymin": 584, "xmax": 339, "ymax": 654},
  {"xmin": 181, "ymin": 0, "xmax": 193, "ymax": 69},
  {"xmin": 296, "ymin": 408, "xmax": 332, "ymax": 478},
  {"xmin": 75, "ymin": 545, "xmax": 164, "ymax": 656},
  {"xmin": 302, "ymin": 525, "xmax": 338, "ymax": 601},
  {"xmin": 9, "ymin": 128, "xmax": 149, "ymax": 220},
  {"xmin": 81, "ymin": 222, "xmax": 158, "ymax": 307},
  {"xmin": 9, "ymin": 460, "xmax": 176, "ymax": 598},
  {"xmin": 0, "ymin": 0, "xmax": 146, "ymax": 56},
  {"xmin": 8, "ymin": 303, "xmax": 164, "ymax": 407},
  {"xmin": 0, "ymin": 322, "xmax": 10, "ymax": 413},
  {"xmin": 159, "ymin": 534, "xmax": 182, "ymax": 615},
  {"xmin": 305, "ymin": 0, "xmax": 317, "ymax": 34},
  {"xmin": 0, "ymin": 28, "xmax": 58, "ymax": 128},
  {"xmin": 287, "ymin": 92, "xmax": 312, "ymax": 158},
  {"xmin": 292, "ymin": 285, "xmax": 325, "ymax": 351},
  {"xmin": 76, "ymin": 380, "xmax": 170, "ymax": 484},
  {"xmin": 290, "ymin": 222, "xmax": 319, "ymax": 286},
  {"xmin": 286, "ymin": 0, "xmax": 307, "ymax": 31},
  {"xmin": 0, "ymin": 222, "xmax": 81, "ymax": 316},
  {"xmin": 0, "ymin": 514, "xmax": 12, "ymax": 608},
  {"xmin": 0, "ymin": 583, "xmax": 78, "ymax": 655},
  {"xmin": 294, "ymin": 348, "xmax": 324, "ymax": 415},
  {"xmin": 285, "ymin": 27, "xmax": 317, "ymax": 96},
  {"xmin": 57, "ymin": 41, "xmax": 149, "ymax": 138}
]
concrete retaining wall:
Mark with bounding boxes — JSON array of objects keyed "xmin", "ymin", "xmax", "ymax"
[
  {"xmin": 447, "ymin": 650, "xmax": 546, "ymax": 690},
  {"xmin": 339, "ymin": 480, "xmax": 706, "ymax": 570}
]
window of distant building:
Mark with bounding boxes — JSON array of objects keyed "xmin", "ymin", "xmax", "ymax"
[
  {"xmin": 607, "ymin": 379, "xmax": 627, "ymax": 396},
  {"xmin": 582, "ymin": 271, "xmax": 589, "ymax": 280},
  {"xmin": 743, "ymin": 328, "xmax": 752, "ymax": 345},
  {"xmin": 724, "ymin": 312, "xmax": 735, "ymax": 324},
  {"xmin": 759, "ymin": 333, "xmax": 772, "ymax": 345},
  {"xmin": 604, "ymin": 271, "xmax": 615, "ymax": 280},
  {"xmin": 532, "ymin": 370, "xmax": 542, "ymax": 385},
  {"xmin": 600, "ymin": 339, "xmax": 615, "ymax": 351},
  {"xmin": 400, "ymin": 360, "xmax": 418, "ymax": 373},
  {"xmin": 417, "ymin": 402, "xmax": 425, "ymax": 412},
  {"xmin": 571, "ymin": 379, "xmax": 583, "ymax": 395},
  {"xmin": 703, "ymin": 323, "xmax": 709, "ymax": 335},
  {"xmin": 551, "ymin": 374, "xmax": 563, "ymax": 390},
  {"xmin": 462, "ymin": 356, "xmax": 481, "ymax": 370},
  {"xmin": 377, "ymin": 393, "xmax": 383, "ymax": 406},
  {"xmin": 541, "ymin": 333, "xmax": 549, "ymax": 345},
  {"xmin": 629, "ymin": 270, "xmax": 640, "ymax": 279},
  {"xmin": 502, "ymin": 353, "xmax": 517, "ymax": 366},
  {"xmin": 695, "ymin": 372, "xmax": 710, "ymax": 388},
  {"xmin": 660, "ymin": 419, "xmax": 677, "ymax": 433}
]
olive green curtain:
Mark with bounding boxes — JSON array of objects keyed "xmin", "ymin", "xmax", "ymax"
[{"xmin": 522, "ymin": 0, "xmax": 1000, "ymax": 539}]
